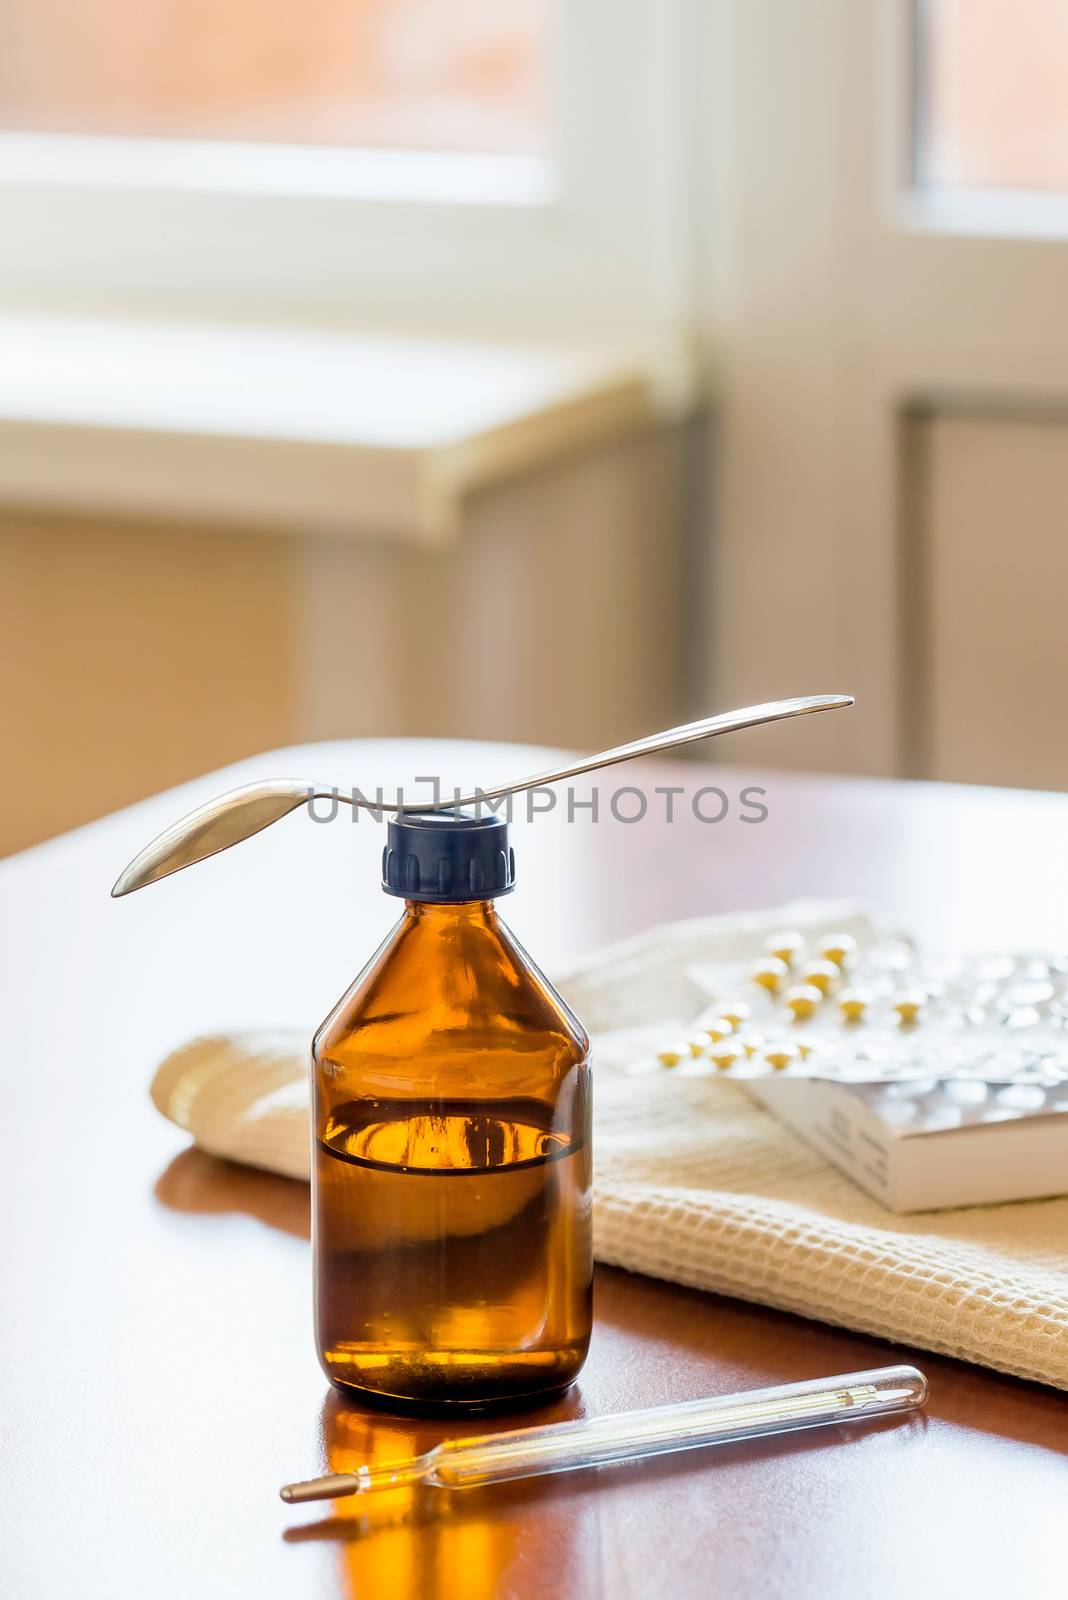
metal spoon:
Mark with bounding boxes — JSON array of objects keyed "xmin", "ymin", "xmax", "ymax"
[{"xmin": 111, "ymin": 693, "xmax": 852, "ymax": 897}]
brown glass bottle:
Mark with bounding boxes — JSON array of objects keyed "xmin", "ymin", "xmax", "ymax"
[{"xmin": 312, "ymin": 811, "xmax": 592, "ymax": 1413}]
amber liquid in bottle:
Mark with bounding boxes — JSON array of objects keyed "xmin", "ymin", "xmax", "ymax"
[{"xmin": 313, "ymin": 898, "xmax": 592, "ymax": 1412}]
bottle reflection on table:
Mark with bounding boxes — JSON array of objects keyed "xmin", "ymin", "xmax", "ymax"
[{"xmin": 316, "ymin": 1385, "xmax": 592, "ymax": 1600}]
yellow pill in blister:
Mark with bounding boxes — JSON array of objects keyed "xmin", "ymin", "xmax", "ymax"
[
  {"xmin": 819, "ymin": 933, "xmax": 857, "ymax": 968},
  {"xmin": 718, "ymin": 1001, "xmax": 751, "ymax": 1028},
  {"xmin": 801, "ymin": 959, "xmax": 839, "ymax": 996},
  {"xmin": 838, "ymin": 986, "xmax": 873, "ymax": 1022},
  {"xmin": 736, "ymin": 1031, "xmax": 766, "ymax": 1058},
  {"xmin": 710, "ymin": 1043, "xmax": 742, "ymax": 1071},
  {"xmin": 893, "ymin": 991, "xmax": 925, "ymax": 1025},
  {"xmin": 749, "ymin": 958, "xmax": 789, "ymax": 995},
  {"xmin": 784, "ymin": 984, "xmax": 822, "ymax": 1020},
  {"xmin": 765, "ymin": 931, "xmax": 805, "ymax": 967},
  {"xmin": 700, "ymin": 1017, "xmax": 736, "ymax": 1044},
  {"xmin": 686, "ymin": 1033, "xmax": 711, "ymax": 1058},
  {"xmin": 656, "ymin": 1041, "xmax": 689, "ymax": 1067},
  {"xmin": 765, "ymin": 1044, "xmax": 801, "ymax": 1071}
]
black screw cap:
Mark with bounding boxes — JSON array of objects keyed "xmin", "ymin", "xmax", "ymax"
[{"xmin": 381, "ymin": 809, "xmax": 516, "ymax": 902}]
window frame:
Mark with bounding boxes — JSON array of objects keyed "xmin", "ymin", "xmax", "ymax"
[
  {"xmin": 0, "ymin": 1, "xmax": 690, "ymax": 334},
  {"xmin": 894, "ymin": 0, "xmax": 1068, "ymax": 240},
  {"xmin": 700, "ymin": 0, "xmax": 1068, "ymax": 781}
]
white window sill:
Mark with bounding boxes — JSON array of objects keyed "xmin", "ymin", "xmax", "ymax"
[{"xmin": 0, "ymin": 314, "xmax": 696, "ymax": 543}]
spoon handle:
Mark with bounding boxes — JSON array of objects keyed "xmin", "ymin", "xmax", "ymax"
[
  {"xmin": 447, "ymin": 695, "xmax": 853, "ymax": 809},
  {"xmin": 112, "ymin": 694, "xmax": 852, "ymax": 896}
]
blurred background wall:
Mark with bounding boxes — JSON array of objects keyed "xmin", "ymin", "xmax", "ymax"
[
  {"xmin": 0, "ymin": 427, "xmax": 688, "ymax": 855},
  {"xmin": 2, "ymin": 0, "xmax": 1067, "ymax": 855}
]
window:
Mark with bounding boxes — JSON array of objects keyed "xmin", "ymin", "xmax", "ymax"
[
  {"xmin": 1, "ymin": 0, "xmax": 550, "ymax": 156},
  {"xmin": 0, "ymin": 3, "xmax": 687, "ymax": 333},
  {"xmin": 915, "ymin": 0, "xmax": 1068, "ymax": 192}
]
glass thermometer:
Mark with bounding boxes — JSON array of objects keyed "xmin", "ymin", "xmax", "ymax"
[{"xmin": 280, "ymin": 1364, "xmax": 926, "ymax": 1503}]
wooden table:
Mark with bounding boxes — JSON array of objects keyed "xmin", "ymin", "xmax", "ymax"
[{"xmin": 3, "ymin": 740, "xmax": 1066, "ymax": 1599}]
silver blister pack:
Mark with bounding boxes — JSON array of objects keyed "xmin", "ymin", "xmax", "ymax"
[{"xmin": 634, "ymin": 934, "xmax": 1068, "ymax": 1087}]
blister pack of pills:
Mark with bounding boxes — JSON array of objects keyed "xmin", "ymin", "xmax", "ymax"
[{"xmin": 633, "ymin": 929, "xmax": 1068, "ymax": 1088}]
